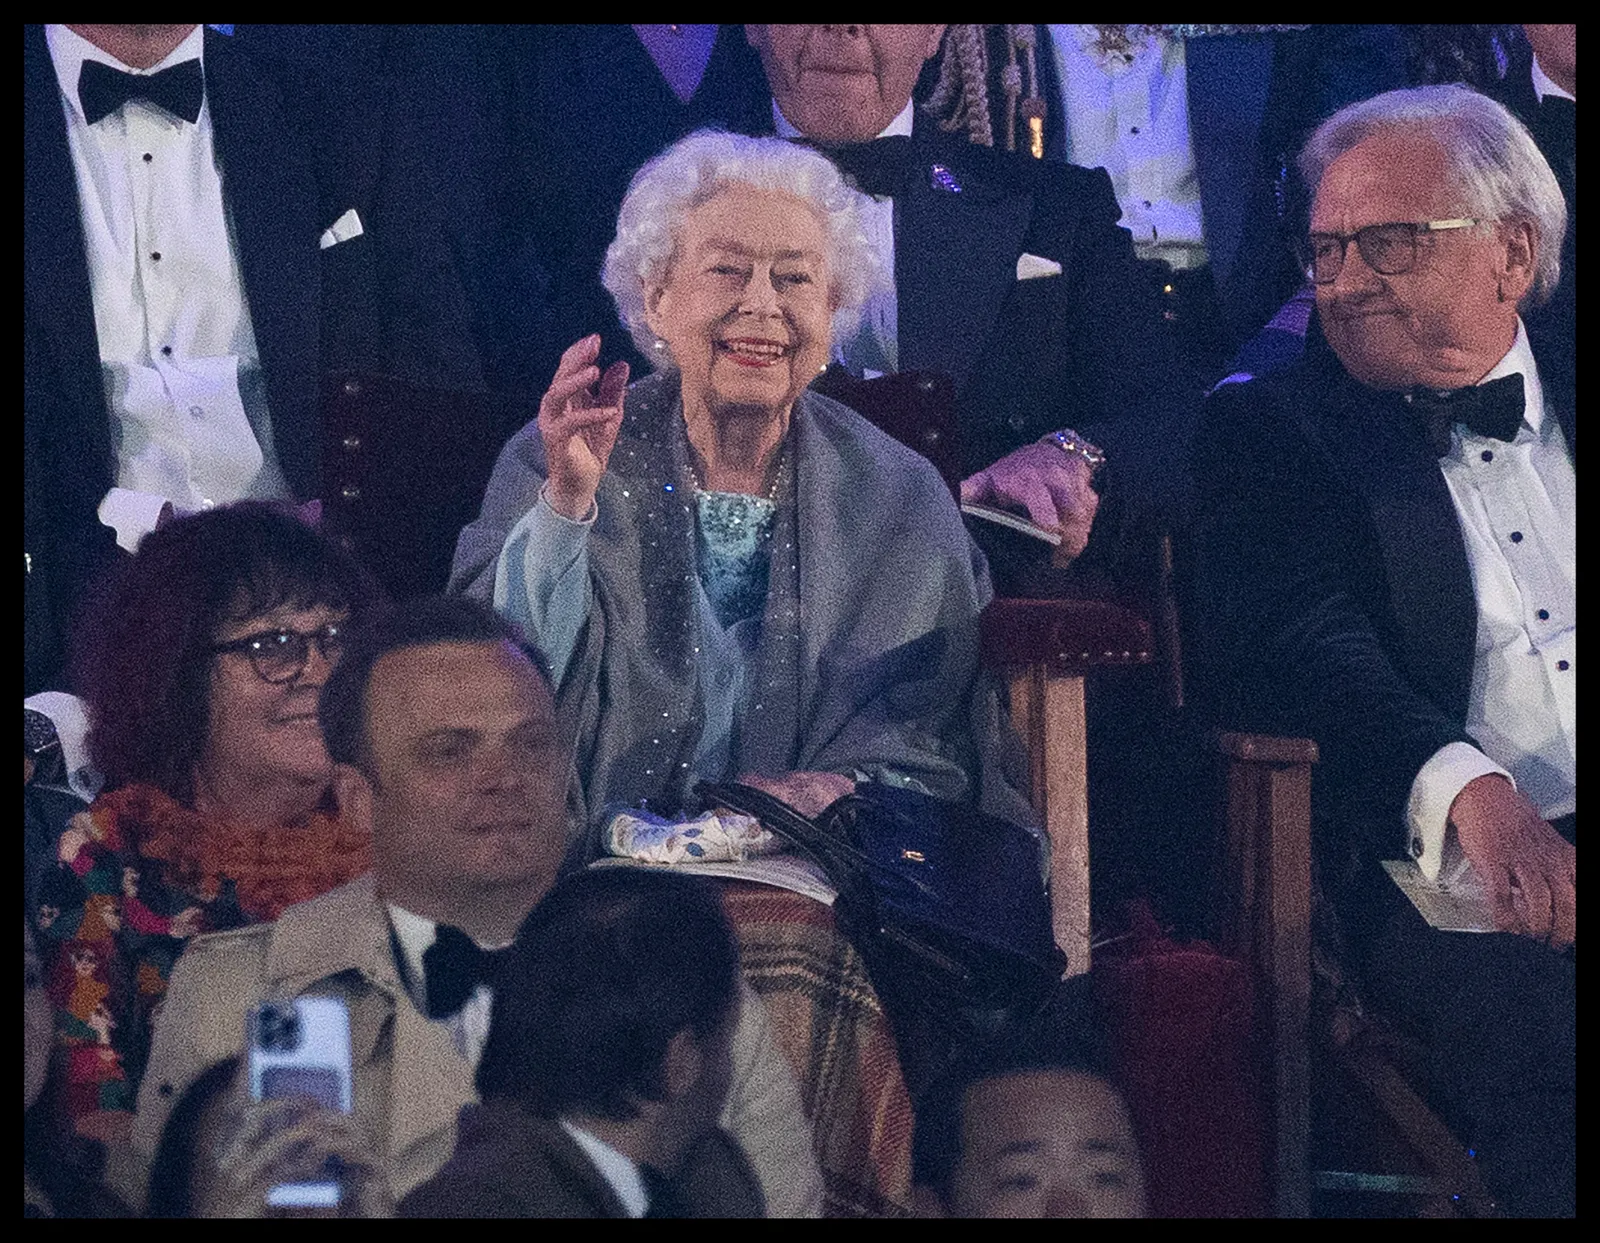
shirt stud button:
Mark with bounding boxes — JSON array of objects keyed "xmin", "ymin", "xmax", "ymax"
[
  {"xmin": 1537, "ymin": 609, "xmax": 1550, "ymax": 621},
  {"xmin": 142, "ymin": 152, "xmax": 153, "ymax": 163},
  {"xmin": 150, "ymin": 251, "xmax": 161, "ymax": 262},
  {"xmin": 160, "ymin": 345, "xmax": 172, "ymax": 356},
  {"xmin": 1509, "ymin": 531, "xmax": 1523, "ymax": 543},
  {"xmin": 1481, "ymin": 449, "xmax": 1494, "ymax": 462},
  {"xmin": 1557, "ymin": 660, "xmax": 1570, "ymax": 671}
]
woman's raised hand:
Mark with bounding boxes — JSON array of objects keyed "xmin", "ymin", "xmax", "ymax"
[{"xmin": 540, "ymin": 335, "xmax": 630, "ymax": 520}]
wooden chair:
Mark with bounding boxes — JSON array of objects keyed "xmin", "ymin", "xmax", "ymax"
[
  {"xmin": 320, "ymin": 371, "xmax": 535, "ymax": 598},
  {"xmin": 809, "ymin": 366, "xmax": 1160, "ymax": 977},
  {"xmin": 1215, "ymin": 731, "xmax": 1496, "ymax": 1217}
]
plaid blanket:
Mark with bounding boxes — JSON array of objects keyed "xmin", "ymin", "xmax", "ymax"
[{"xmin": 720, "ymin": 882, "xmax": 915, "ymax": 1218}]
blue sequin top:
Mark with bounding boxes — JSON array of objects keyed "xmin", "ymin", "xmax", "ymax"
[{"xmin": 694, "ymin": 489, "xmax": 778, "ymax": 629}]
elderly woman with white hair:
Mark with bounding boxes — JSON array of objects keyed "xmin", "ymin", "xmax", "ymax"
[{"xmin": 454, "ymin": 129, "xmax": 1021, "ymax": 831}]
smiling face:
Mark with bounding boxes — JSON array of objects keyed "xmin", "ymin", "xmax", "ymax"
[
  {"xmin": 201, "ymin": 601, "xmax": 347, "ymax": 797},
  {"xmin": 948, "ymin": 1070, "xmax": 1148, "ymax": 1218},
  {"xmin": 749, "ymin": 24, "xmax": 945, "ymax": 144},
  {"xmin": 645, "ymin": 185, "xmax": 837, "ymax": 423},
  {"xmin": 1311, "ymin": 129, "xmax": 1530, "ymax": 390},
  {"xmin": 356, "ymin": 641, "xmax": 568, "ymax": 919}
]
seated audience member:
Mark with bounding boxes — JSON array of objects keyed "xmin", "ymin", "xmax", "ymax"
[
  {"xmin": 402, "ymin": 869, "xmax": 761, "ymax": 1218},
  {"xmin": 23, "ymin": 24, "xmax": 488, "ymax": 694},
  {"xmin": 911, "ymin": 1049, "xmax": 1148, "ymax": 1219},
  {"xmin": 25, "ymin": 922, "xmax": 128, "ymax": 1218},
  {"xmin": 745, "ymin": 23, "xmax": 1192, "ymax": 561},
  {"xmin": 134, "ymin": 597, "xmax": 821, "ymax": 1215},
  {"xmin": 1193, "ymin": 85, "xmax": 1573, "ymax": 1216},
  {"xmin": 147, "ymin": 1056, "xmax": 391, "ymax": 1219},
  {"xmin": 453, "ymin": 128, "xmax": 1031, "ymax": 828},
  {"xmin": 1033, "ymin": 23, "xmax": 1405, "ymax": 379},
  {"xmin": 35, "ymin": 503, "xmax": 378, "ymax": 1158}
]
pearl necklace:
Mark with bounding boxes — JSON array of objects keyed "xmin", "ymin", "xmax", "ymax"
[{"xmin": 686, "ymin": 441, "xmax": 789, "ymax": 502}]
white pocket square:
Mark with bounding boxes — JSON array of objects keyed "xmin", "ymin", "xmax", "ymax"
[
  {"xmin": 319, "ymin": 207, "xmax": 364, "ymax": 250},
  {"xmin": 1016, "ymin": 252, "xmax": 1062, "ymax": 280}
]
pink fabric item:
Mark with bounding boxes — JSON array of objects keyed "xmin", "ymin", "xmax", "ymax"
[{"xmin": 1095, "ymin": 903, "xmax": 1269, "ymax": 1217}]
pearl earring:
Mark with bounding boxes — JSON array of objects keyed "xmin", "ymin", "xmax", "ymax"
[{"xmin": 652, "ymin": 338, "xmax": 667, "ymax": 353}]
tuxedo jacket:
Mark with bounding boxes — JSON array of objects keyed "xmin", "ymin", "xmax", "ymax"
[
  {"xmin": 24, "ymin": 26, "xmax": 323, "ymax": 693},
  {"xmin": 1191, "ymin": 321, "xmax": 1576, "ymax": 865},
  {"xmin": 398, "ymin": 1100, "xmax": 765, "ymax": 1219},
  {"xmin": 23, "ymin": 25, "xmax": 486, "ymax": 692},
  {"xmin": 882, "ymin": 125, "xmax": 1183, "ymax": 482}
]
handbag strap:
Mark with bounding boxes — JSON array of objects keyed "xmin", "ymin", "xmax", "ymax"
[{"xmin": 693, "ymin": 781, "xmax": 868, "ymax": 881}]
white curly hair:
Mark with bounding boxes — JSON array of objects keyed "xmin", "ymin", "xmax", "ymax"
[
  {"xmin": 1299, "ymin": 84, "xmax": 1567, "ymax": 309},
  {"xmin": 601, "ymin": 129, "xmax": 885, "ymax": 363}
]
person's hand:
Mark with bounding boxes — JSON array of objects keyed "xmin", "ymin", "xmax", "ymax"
[
  {"xmin": 738, "ymin": 771, "xmax": 857, "ymax": 818},
  {"xmin": 960, "ymin": 442, "xmax": 1100, "ymax": 563},
  {"xmin": 198, "ymin": 1095, "xmax": 393, "ymax": 1219},
  {"xmin": 1449, "ymin": 774, "xmax": 1576, "ymax": 949},
  {"xmin": 539, "ymin": 335, "xmax": 630, "ymax": 520}
]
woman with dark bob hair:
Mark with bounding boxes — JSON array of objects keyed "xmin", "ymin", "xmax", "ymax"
[{"xmin": 35, "ymin": 502, "xmax": 382, "ymax": 1154}]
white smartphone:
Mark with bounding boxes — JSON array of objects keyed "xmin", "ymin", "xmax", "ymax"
[{"xmin": 247, "ymin": 996, "xmax": 353, "ymax": 1210}]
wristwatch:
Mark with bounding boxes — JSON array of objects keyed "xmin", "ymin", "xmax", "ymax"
[{"xmin": 1039, "ymin": 428, "xmax": 1107, "ymax": 475}]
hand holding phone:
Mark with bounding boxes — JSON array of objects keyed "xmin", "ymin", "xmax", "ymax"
[{"xmin": 246, "ymin": 997, "xmax": 356, "ymax": 1212}]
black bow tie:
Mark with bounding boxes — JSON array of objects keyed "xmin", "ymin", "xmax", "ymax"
[
  {"xmin": 78, "ymin": 57, "xmax": 204, "ymax": 126},
  {"xmin": 422, "ymin": 924, "xmax": 512, "ymax": 1020},
  {"xmin": 1406, "ymin": 372, "xmax": 1526, "ymax": 457},
  {"xmin": 817, "ymin": 135, "xmax": 914, "ymax": 199}
]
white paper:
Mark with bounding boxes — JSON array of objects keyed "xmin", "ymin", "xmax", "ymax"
[{"xmin": 1380, "ymin": 859, "xmax": 1497, "ymax": 932}]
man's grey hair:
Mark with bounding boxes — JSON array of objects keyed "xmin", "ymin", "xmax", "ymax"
[
  {"xmin": 601, "ymin": 129, "xmax": 884, "ymax": 363},
  {"xmin": 1299, "ymin": 84, "xmax": 1566, "ymax": 308}
]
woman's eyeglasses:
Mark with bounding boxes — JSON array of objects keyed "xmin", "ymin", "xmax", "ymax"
[
  {"xmin": 210, "ymin": 623, "xmax": 345, "ymax": 684},
  {"xmin": 1300, "ymin": 218, "xmax": 1479, "ymax": 284}
]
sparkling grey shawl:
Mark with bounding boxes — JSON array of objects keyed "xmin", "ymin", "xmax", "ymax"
[{"xmin": 452, "ymin": 372, "xmax": 1033, "ymax": 835}]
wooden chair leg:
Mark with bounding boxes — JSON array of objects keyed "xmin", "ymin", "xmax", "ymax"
[
  {"xmin": 1008, "ymin": 666, "xmax": 1091, "ymax": 978},
  {"xmin": 1219, "ymin": 732, "xmax": 1316, "ymax": 1218}
]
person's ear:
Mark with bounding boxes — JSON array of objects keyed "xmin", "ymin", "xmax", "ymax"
[
  {"xmin": 661, "ymin": 1028, "xmax": 705, "ymax": 1101},
  {"xmin": 1497, "ymin": 219, "xmax": 1538, "ymax": 305},
  {"xmin": 642, "ymin": 279, "xmax": 673, "ymax": 344},
  {"xmin": 332, "ymin": 761, "xmax": 375, "ymax": 833}
]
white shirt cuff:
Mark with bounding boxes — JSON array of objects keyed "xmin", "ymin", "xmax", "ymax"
[
  {"xmin": 97, "ymin": 487, "xmax": 174, "ymax": 554},
  {"xmin": 1406, "ymin": 741, "xmax": 1514, "ymax": 882}
]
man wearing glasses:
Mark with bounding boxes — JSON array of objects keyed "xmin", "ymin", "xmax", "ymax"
[{"xmin": 1193, "ymin": 85, "xmax": 1573, "ymax": 1217}]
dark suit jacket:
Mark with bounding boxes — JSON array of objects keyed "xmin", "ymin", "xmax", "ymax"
[
  {"xmin": 1191, "ymin": 320, "xmax": 1576, "ymax": 867},
  {"xmin": 397, "ymin": 1100, "xmax": 765, "ymax": 1219},
  {"xmin": 24, "ymin": 25, "xmax": 325, "ymax": 692},
  {"xmin": 23, "ymin": 24, "xmax": 487, "ymax": 691},
  {"xmin": 883, "ymin": 125, "xmax": 1184, "ymax": 492}
]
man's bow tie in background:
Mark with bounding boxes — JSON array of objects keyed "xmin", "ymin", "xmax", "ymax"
[
  {"xmin": 78, "ymin": 57, "xmax": 204, "ymax": 126},
  {"xmin": 813, "ymin": 135, "xmax": 915, "ymax": 198},
  {"xmin": 1406, "ymin": 372, "xmax": 1526, "ymax": 456},
  {"xmin": 422, "ymin": 924, "xmax": 513, "ymax": 1020}
]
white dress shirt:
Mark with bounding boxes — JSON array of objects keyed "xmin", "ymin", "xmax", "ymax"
[
  {"xmin": 45, "ymin": 24, "xmax": 290, "ymax": 553},
  {"xmin": 1048, "ymin": 25, "xmax": 1207, "ymax": 271},
  {"xmin": 387, "ymin": 903, "xmax": 505, "ymax": 1068},
  {"xmin": 1531, "ymin": 53, "xmax": 1576, "ymax": 105},
  {"xmin": 773, "ymin": 98, "xmax": 908, "ymax": 377},
  {"xmin": 1406, "ymin": 319, "xmax": 1576, "ymax": 880},
  {"xmin": 559, "ymin": 1120, "xmax": 650, "ymax": 1217}
]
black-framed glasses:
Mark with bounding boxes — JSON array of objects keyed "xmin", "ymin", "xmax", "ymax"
[
  {"xmin": 209, "ymin": 623, "xmax": 345, "ymax": 684},
  {"xmin": 1301, "ymin": 218, "xmax": 1480, "ymax": 284}
]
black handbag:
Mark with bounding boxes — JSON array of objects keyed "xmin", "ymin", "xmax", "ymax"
[{"xmin": 696, "ymin": 780, "xmax": 1066, "ymax": 1092}]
